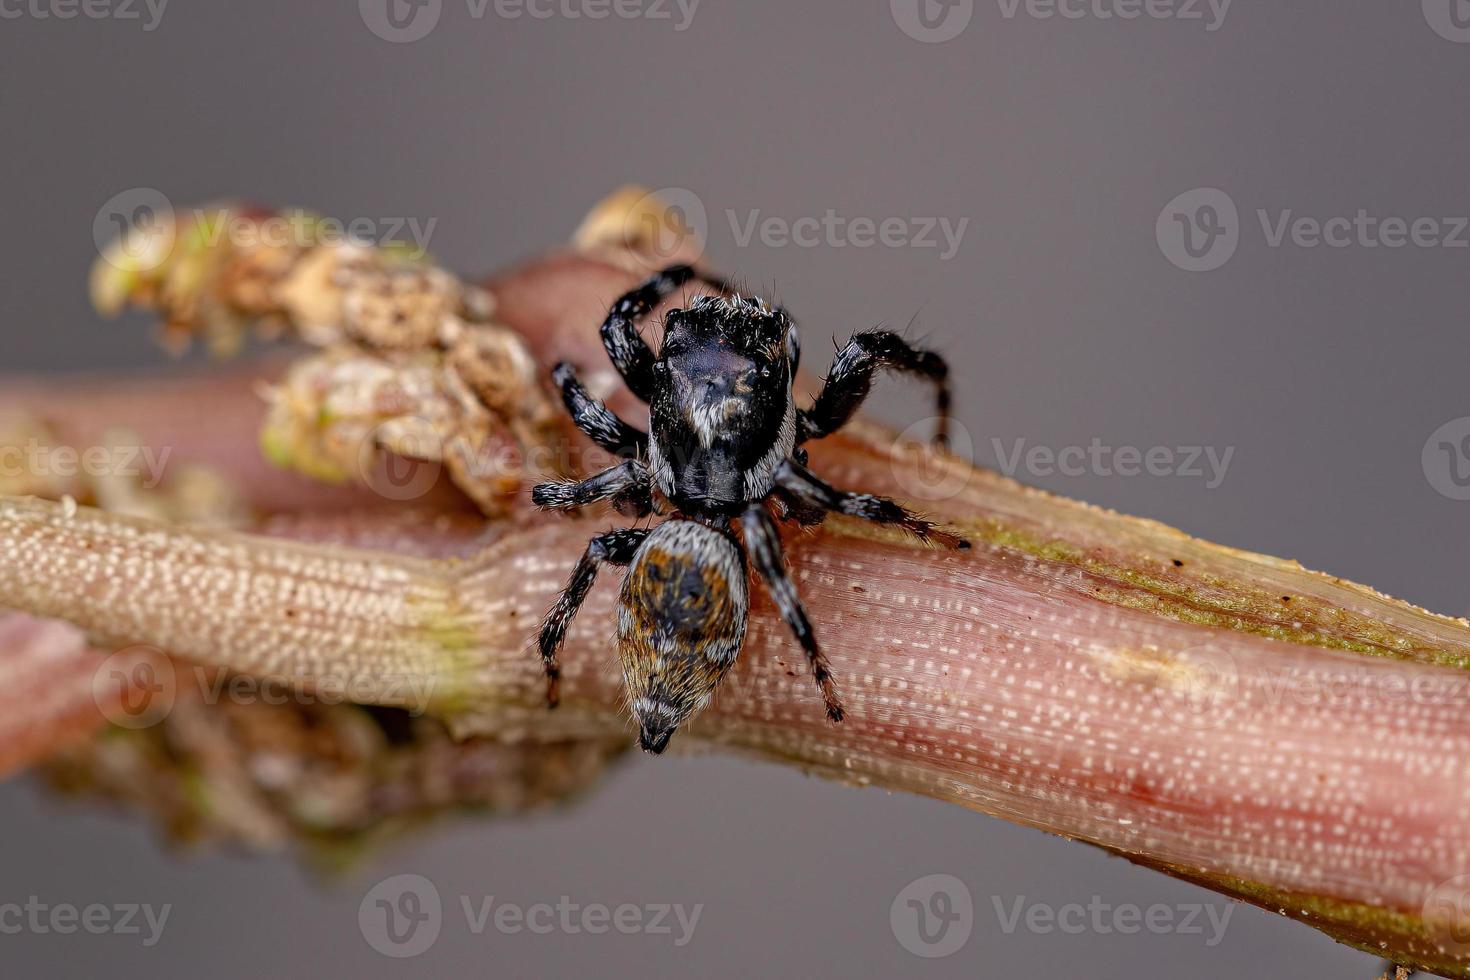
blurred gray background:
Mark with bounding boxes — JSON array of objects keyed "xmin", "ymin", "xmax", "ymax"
[{"xmin": 3, "ymin": 0, "xmax": 1468, "ymax": 976}]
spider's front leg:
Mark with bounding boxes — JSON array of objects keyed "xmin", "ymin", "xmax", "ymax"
[
  {"xmin": 798, "ymin": 330, "xmax": 952, "ymax": 447},
  {"xmin": 741, "ymin": 503, "xmax": 845, "ymax": 723},
  {"xmin": 536, "ymin": 528, "xmax": 649, "ymax": 707},
  {"xmin": 774, "ymin": 459, "xmax": 969, "ymax": 550},
  {"xmin": 531, "ymin": 459, "xmax": 654, "ymax": 516},
  {"xmin": 550, "ymin": 361, "xmax": 646, "ymax": 458},
  {"xmin": 600, "ymin": 264, "xmax": 731, "ymax": 401}
]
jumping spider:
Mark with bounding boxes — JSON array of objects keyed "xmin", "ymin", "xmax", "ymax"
[{"xmin": 533, "ymin": 265, "xmax": 968, "ymax": 754}]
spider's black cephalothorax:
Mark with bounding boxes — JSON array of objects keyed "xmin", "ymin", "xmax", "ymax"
[{"xmin": 532, "ymin": 264, "xmax": 968, "ymax": 753}]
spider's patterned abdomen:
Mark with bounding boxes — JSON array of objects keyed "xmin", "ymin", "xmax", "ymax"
[{"xmin": 616, "ymin": 521, "xmax": 748, "ymax": 753}]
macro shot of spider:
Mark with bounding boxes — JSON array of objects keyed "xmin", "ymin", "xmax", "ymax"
[{"xmin": 532, "ymin": 264, "xmax": 970, "ymax": 754}]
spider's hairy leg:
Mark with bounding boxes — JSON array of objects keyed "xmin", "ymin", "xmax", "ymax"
[
  {"xmin": 599, "ymin": 264, "xmax": 732, "ymax": 401},
  {"xmin": 536, "ymin": 528, "xmax": 649, "ymax": 707},
  {"xmin": 797, "ymin": 329, "xmax": 952, "ymax": 447},
  {"xmin": 550, "ymin": 361, "xmax": 647, "ymax": 457},
  {"xmin": 741, "ymin": 503, "xmax": 844, "ymax": 723},
  {"xmin": 774, "ymin": 459, "xmax": 970, "ymax": 550},
  {"xmin": 531, "ymin": 459, "xmax": 653, "ymax": 515}
]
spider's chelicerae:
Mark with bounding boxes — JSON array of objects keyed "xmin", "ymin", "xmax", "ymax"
[{"xmin": 532, "ymin": 264, "xmax": 969, "ymax": 753}]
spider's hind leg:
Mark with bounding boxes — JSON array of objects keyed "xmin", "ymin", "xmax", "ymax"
[
  {"xmin": 741, "ymin": 503, "xmax": 845, "ymax": 723},
  {"xmin": 798, "ymin": 329, "xmax": 952, "ymax": 447},
  {"xmin": 537, "ymin": 528, "xmax": 649, "ymax": 707},
  {"xmin": 774, "ymin": 458, "xmax": 969, "ymax": 550}
]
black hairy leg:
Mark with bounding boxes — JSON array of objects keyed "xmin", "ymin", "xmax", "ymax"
[
  {"xmin": 741, "ymin": 503, "xmax": 844, "ymax": 723},
  {"xmin": 774, "ymin": 459, "xmax": 970, "ymax": 550},
  {"xmin": 531, "ymin": 459, "xmax": 653, "ymax": 515},
  {"xmin": 537, "ymin": 528, "xmax": 649, "ymax": 707},
  {"xmin": 551, "ymin": 362, "xmax": 646, "ymax": 457},
  {"xmin": 798, "ymin": 329, "xmax": 952, "ymax": 447},
  {"xmin": 600, "ymin": 264, "xmax": 733, "ymax": 402}
]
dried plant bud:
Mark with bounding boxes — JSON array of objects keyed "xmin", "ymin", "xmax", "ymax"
[
  {"xmin": 259, "ymin": 346, "xmax": 547, "ymax": 514},
  {"xmin": 92, "ymin": 203, "xmax": 560, "ymax": 515},
  {"xmin": 338, "ymin": 261, "xmax": 461, "ymax": 352}
]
